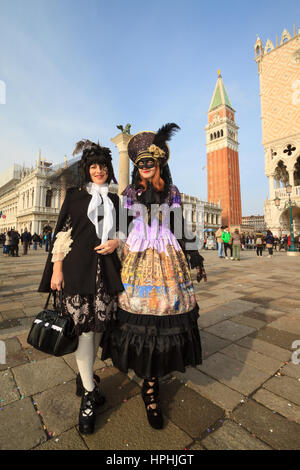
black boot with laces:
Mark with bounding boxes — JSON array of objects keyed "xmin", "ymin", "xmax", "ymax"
[
  {"xmin": 141, "ymin": 378, "xmax": 163, "ymax": 430},
  {"xmin": 76, "ymin": 373, "xmax": 105, "ymax": 406},
  {"xmin": 78, "ymin": 387, "xmax": 101, "ymax": 435}
]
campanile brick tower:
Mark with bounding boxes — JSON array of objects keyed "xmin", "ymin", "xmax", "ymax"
[{"xmin": 205, "ymin": 71, "xmax": 242, "ymax": 228}]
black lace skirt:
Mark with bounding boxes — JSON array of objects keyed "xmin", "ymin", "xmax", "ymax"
[
  {"xmin": 61, "ymin": 257, "xmax": 118, "ymax": 335},
  {"xmin": 100, "ymin": 305, "xmax": 202, "ymax": 378}
]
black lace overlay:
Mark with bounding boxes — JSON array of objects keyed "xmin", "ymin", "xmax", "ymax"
[{"xmin": 58, "ymin": 213, "xmax": 118, "ymax": 335}]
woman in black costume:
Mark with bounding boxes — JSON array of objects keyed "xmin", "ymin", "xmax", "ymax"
[{"xmin": 38, "ymin": 140, "xmax": 123, "ymax": 435}]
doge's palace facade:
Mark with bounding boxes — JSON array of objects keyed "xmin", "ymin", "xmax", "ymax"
[{"xmin": 255, "ymin": 26, "xmax": 300, "ymax": 236}]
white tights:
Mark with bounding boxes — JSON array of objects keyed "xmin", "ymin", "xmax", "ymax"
[{"xmin": 75, "ymin": 331, "xmax": 102, "ymax": 392}]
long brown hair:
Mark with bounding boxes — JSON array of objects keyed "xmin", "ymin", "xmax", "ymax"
[{"xmin": 138, "ymin": 162, "xmax": 165, "ymax": 192}]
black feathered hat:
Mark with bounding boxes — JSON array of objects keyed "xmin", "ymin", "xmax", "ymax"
[
  {"xmin": 72, "ymin": 139, "xmax": 117, "ymax": 185},
  {"xmin": 127, "ymin": 123, "xmax": 180, "ymax": 167}
]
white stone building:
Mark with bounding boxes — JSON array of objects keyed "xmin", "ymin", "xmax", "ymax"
[
  {"xmin": 241, "ymin": 215, "xmax": 266, "ymax": 234},
  {"xmin": 0, "ymin": 153, "xmax": 75, "ymax": 234},
  {"xmin": 181, "ymin": 194, "xmax": 222, "ymax": 247},
  {"xmin": 254, "ymin": 26, "xmax": 300, "ymax": 236},
  {"xmin": 0, "ymin": 148, "xmax": 221, "ymax": 247}
]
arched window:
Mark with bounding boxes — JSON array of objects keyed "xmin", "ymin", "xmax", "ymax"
[
  {"xmin": 210, "ymin": 134, "xmax": 213, "ymax": 141},
  {"xmin": 294, "ymin": 157, "xmax": 300, "ymax": 186},
  {"xmin": 214, "ymin": 132, "xmax": 216, "ymax": 139},
  {"xmin": 46, "ymin": 190, "xmax": 52, "ymax": 208},
  {"xmin": 274, "ymin": 160, "xmax": 289, "ymax": 188},
  {"xmin": 217, "ymin": 131, "xmax": 220, "ymax": 138},
  {"xmin": 221, "ymin": 129, "xmax": 223, "ymax": 137}
]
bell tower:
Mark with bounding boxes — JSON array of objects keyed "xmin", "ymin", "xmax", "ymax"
[{"xmin": 205, "ymin": 70, "xmax": 242, "ymax": 228}]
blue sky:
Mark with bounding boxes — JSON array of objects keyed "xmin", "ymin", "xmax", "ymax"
[{"xmin": 0, "ymin": 0, "xmax": 299, "ymax": 215}]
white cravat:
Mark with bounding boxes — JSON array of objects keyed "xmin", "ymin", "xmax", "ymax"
[{"xmin": 86, "ymin": 182, "xmax": 114, "ymax": 243}]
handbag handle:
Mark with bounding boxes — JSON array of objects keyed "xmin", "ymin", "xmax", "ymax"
[{"xmin": 44, "ymin": 289, "xmax": 63, "ymax": 310}]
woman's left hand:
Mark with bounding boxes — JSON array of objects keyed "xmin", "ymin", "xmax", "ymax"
[{"xmin": 94, "ymin": 239, "xmax": 119, "ymax": 255}]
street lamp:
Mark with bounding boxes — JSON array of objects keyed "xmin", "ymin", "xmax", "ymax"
[
  {"xmin": 286, "ymin": 184, "xmax": 297, "ymax": 252},
  {"xmin": 274, "ymin": 184, "xmax": 298, "ymax": 254}
]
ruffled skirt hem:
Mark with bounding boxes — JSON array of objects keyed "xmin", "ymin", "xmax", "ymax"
[{"xmin": 100, "ymin": 306, "xmax": 202, "ymax": 378}]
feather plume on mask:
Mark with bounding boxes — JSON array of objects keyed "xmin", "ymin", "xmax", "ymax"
[{"xmin": 152, "ymin": 123, "xmax": 180, "ymax": 151}]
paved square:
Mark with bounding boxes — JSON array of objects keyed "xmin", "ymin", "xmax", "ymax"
[{"xmin": 1, "ymin": 248, "xmax": 300, "ymax": 450}]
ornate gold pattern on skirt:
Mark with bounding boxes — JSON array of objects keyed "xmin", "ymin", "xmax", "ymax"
[{"xmin": 118, "ymin": 244, "xmax": 196, "ymax": 315}]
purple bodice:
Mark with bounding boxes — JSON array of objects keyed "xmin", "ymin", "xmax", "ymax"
[{"xmin": 122, "ymin": 185, "xmax": 182, "ymax": 254}]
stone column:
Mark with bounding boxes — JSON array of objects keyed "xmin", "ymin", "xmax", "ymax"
[
  {"xmin": 52, "ymin": 189, "xmax": 57, "ymax": 209},
  {"xmin": 111, "ymin": 132, "xmax": 132, "ymax": 196},
  {"xmin": 39, "ymin": 186, "xmax": 44, "ymax": 207},
  {"xmin": 288, "ymin": 168, "xmax": 295, "ymax": 191},
  {"xmin": 33, "ymin": 184, "xmax": 39, "ymax": 208},
  {"xmin": 32, "ymin": 219, "xmax": 39, "ymax": 234},
  {"xmin": 268, "ymin": 174, "xmax": 275, "ymax": 200}
]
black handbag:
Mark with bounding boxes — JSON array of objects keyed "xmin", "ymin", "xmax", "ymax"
[{"xmin": 27, "ymin": 290, "xmax": 79, "ymax": 356}]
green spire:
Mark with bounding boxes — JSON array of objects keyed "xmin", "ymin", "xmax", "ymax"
[{"xmin": 209, "ymin": 71, "xmax": 234, "ymax": 111}]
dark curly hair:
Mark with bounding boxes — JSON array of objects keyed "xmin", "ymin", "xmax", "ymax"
[{"xmin": 73, "ymin": 140, "xmax": 117, "ymax": 186}]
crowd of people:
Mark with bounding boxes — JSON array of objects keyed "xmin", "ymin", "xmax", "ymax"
[
  {"xmin": 0, "ymin": 229, "xmax": 53, "ymax": 256},
  {"xmin": 204, "ymin": 226, "xmax": 293, "ymax": 260}
]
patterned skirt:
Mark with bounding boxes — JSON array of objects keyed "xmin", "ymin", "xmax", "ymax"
[
  {"xmin": 101, "ymin": 242, "xmax": 202, "ymax": 378},
  {"xmin": 61, "ymin": 257, "xmax": 118, "ymax": 336}
]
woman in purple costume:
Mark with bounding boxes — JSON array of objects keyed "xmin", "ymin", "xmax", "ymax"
[{"xmin": 101, "ymin": 123, "xmax": 205, "ymax": 429}]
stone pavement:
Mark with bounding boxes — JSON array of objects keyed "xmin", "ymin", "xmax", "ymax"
[{"xmin": 1, "ymin": 247, "xmax": 300, "ymax": 450}]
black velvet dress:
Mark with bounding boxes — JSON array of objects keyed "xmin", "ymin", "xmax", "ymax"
[{"xmin": 38, "ymin": 187, "xmax": 124, "ymax": 336}]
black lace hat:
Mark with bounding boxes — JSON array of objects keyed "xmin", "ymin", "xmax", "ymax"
[{"xmin": 72, "ymin": 139, "xmax": 117, "ymax": 184}]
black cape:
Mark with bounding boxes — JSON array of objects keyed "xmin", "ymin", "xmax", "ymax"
[{"xmin": 38, "ymin": 187, "xmax": 124, "ymax": 295}]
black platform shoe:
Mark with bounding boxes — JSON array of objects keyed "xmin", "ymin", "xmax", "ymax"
[
  {"xmin": 76, "ymin": 373, "xmax": 105, "ymax": 406},
  {"xmin": 141, "ymin": 378, "xmax": 163, "ymax": 430},
  {"xmin": 78, "ymin": 387, "xmax": 101, "ymax": 435}
]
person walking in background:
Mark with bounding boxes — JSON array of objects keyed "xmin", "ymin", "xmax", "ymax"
[
  {"xmin": 3, "ymin": 231, "xmax": 12, "ymax": 256},
  {"xmin": 274, "ymin": 235, "xmax": 280, "ymax": 252},
  {"xmin": 287, "ymin": 234, "xmax": 292, "ymax": 250},
  {"xmin": 215, "ymin": 225, "xmax": 224, "ymax": 258},
  {"xmin": 43, "ymin": 233, "xmax": 48, "ymax": 250},
  {"xmin": 255, "ymin": 231, "xmax": 264, "ymax": 257},
  {"xmin": 32, "ymin": 233, "xmax": 40, "ymax": 250},
  {"xmin": 221, "ymin": 226, "xmax": 233, "ymax": 260},
  {"xmin": 21, "ymin": 228, "xmax": 31, "ymax": 255},
  {"xmin": 44, "ymin": 231, "xmax": 51, "ymax": 252},
  {"xmin": 265, "ymin": 230, "xmax": 274, "ymax": 258},
  {"xmin": 283, "ymin": 234, "xmax": 288, "ymax": 251},
  {"xmin": 10, "ymin": 229, "xmax": 20, "ymax": 257},
  {"xmin": 241, "ymin": 233, "xmax": 245, "ymax": 250},
  {"xmin": 0, "ymin": 233, "xmax": 5, "ymax": 249},
  {"xmin": 231, "ymin": 228, "xmax": 241, "ymax": 261}
]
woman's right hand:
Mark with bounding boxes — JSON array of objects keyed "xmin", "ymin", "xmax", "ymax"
[{"xmin": 51, "ymin": 270, "xmax": 64, "ymax": 291}]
